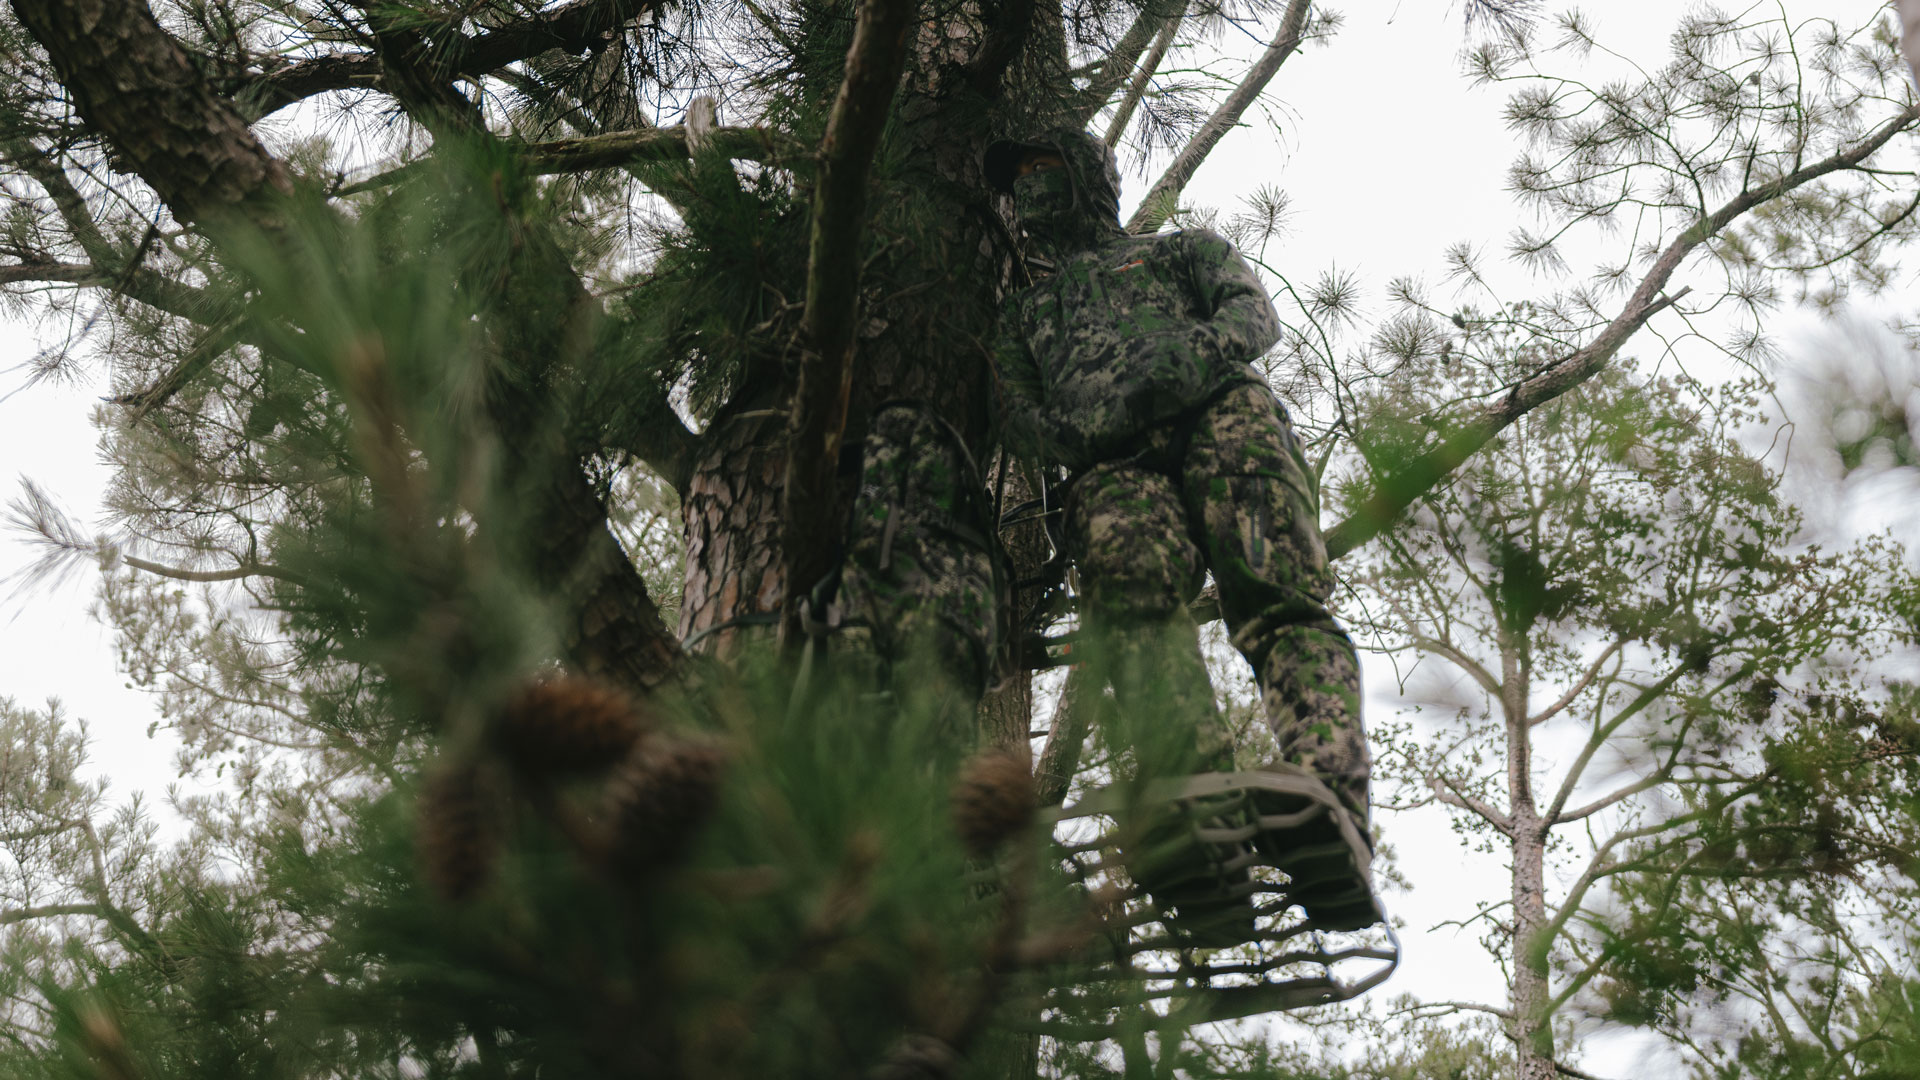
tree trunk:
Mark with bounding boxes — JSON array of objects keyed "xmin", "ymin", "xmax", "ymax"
[
  {"xmin": 674, "ymin": 26, "xmax": 1014, "ymax": 668},
  {"xmin": 1504, "ymin": 635, "xmax": 1555, "ymax": 1080},
  {"xmin": 678, "ymin": 408, "xmax": 788, "ymax": 658}
]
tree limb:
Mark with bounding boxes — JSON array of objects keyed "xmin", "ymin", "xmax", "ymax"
[
  {"xmin": 0, "ymin": 261, "xmax": 98, "ymax": 287},
  {"xmin": 107, "ymin": 318, "xmax": 248, "ymax": 425},
  {"xmin": 1541, "ymin": 662, "xmax": 1693, "ymax": 826},
  {"xmin": 0, "ymin": 139, "xmax": 233, "ymax": 322},
  {"xmin": 1412, "ymin": 632, "xmax": 1502, "ymax": 698},
  {"xmin": 236, "ymin": 0, "xmax": 672, "ymax": 120},
  {"xmin": 1551, "ymin": 773, "xmax": 1662, "ymax": 825},
  {"xmin": 1100, "ymin": 9, "xmax": 1183, "ymax": 144},
  {"xmin": 119, "ymin": 553, "xmax": 304, "ymax": 586},
  {"xmin": 0, "ymin": 138, "xmax": 115, "ymax": 264},
  {"xmin": 9, "ymin": 0, "xmax": 292, "ymax": 231},
  {"xmin": 1124, "ymin": 0, "xmax": 1310, "ymax": 233},
  {"xmin": 337, "ymin": 125, "xmax": 801, "ymax": 196},
  {"xmin": 605, "ymin": 405, "xmax": 702, "ymax": 496},
  {"xmin": 1327, "ymin": 102, "xmax": 1920, "ymax": 559},
  {"xmin": 1428, "ymin": 772, "xmax": 1514, "ymax": 836},
  {"xmin": 779, "ymin": 0, "xmax": 915, "ymax": 640},
  {"xmin": 1076, "ymin": 0, "xmax": 1183, "ymax": 122},
  {"xmin": 1034, "ymin": 664, "xmax": 1097, "ymax": 807},
  {"xmin": 12, "ymin": 0, "xmax": 687, "ymax": 694},
  {"xmin": 0, "ymin": 822, "xmax": 85, "ymax": 845},
  {"xmin": 0, "ymin": 903, "xmax": 108, "ymax": 927},
  {"xmin": 1390, "ymin": 998, "xmax": 1516, "ymax": 1021},
  {"xmin": 1528, "ymin": 640, "xmax": 1623, "ymax": 727}
]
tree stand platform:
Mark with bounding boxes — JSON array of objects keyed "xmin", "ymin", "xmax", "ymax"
[{"xmin": 1029, "ymin": 765, "xmax": 1400, "ymax": 1040}]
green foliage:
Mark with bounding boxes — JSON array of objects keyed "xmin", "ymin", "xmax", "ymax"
[{"xmin": 1344, "ymin": 318, "xmax": 1920, "ymax": 1077}]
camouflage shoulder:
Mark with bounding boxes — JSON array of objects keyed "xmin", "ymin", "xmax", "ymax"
[{"xmin": 1172, "ymin": 225, "xmax": 1244, "ymax": 260}]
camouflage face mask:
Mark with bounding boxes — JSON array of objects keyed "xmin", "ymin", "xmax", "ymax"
[{"xmin": 1012, "ymin": 167, "xmax": 1076, "ymax": 230}]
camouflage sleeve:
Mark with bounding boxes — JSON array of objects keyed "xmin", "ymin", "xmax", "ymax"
[
  {"xmin": 1183, "ymin": 228, "xmax": 1281, "ymax": 366},
  {"xmin": 989, "ymin": 299, "xmax": 1048, "ymax": 462}
]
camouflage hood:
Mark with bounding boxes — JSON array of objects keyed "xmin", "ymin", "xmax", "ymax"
[{"xmin": 984, "ymin": 128, "xmax": 1124, "ymax": 250}]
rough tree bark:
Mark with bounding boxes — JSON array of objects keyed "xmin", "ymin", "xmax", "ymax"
[{"xmin": 8, "ymin": 0, "xmax": 687, "ymax": 695}]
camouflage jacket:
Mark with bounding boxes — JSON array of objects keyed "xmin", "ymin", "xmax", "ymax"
[
  {"xmin": 984, "ymin": 128, "xmax": 1281, "ymax": 471},
  {"xmin": 991, "ymin": 226, "xmax": 1282, "ymax": 471}
]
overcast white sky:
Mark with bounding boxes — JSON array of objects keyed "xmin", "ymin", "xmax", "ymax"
[{"xmin": 0, "ymin": 0, "xmax": 1912, "ymax": 1072}]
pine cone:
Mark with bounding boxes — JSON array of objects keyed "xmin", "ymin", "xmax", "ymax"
[
  {"xmin": 416, "ymin": 761, "xmax": 503, "ymax": 902},
  {"xmin": 867, "ymin": 1034, "xmax": 958, "ymax": 1080},
  {"xmin": 495, "ymin": 675, "xmax": 649, "ymax": 777},
  {"xmin": 950, "ymin": 747, "xmax": 1035, "ymax": 858},
  {"xmin": 605, "ymin": 736, "xmax": 728, "ymax": 872}
]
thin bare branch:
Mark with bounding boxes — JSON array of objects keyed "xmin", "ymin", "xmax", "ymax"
[
  {"xmin": 1542, "ymin": 662, "xmax": 1693, "ymax": 825},
  {"xmin": 1412, "ymin": 632, "xmax": 1502, "ymax": 698},
  {"xmin": 1551, "ymin": 773, "xmax": 1662, "ymax": 825},
  {"xmin": 1428, "ymin": 772, "xmax": 1514, "ymax": 836},
  {"xmin": 1125, "ymin": 0, "xmax": 1311, "ymax": 233},
  {"xmin": 1528, "ymin": 640, "xmax": 1624, "ymax": 727},
  {"xmin": 1327, "ymin": 102, "xmax": 1920, "ymax": 559},
  {"xmin": 1390, "ymin": 998, "xmax": 1516, "ymax": 1021}
]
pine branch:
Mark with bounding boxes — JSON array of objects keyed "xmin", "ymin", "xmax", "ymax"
[
  {"xmin": 117, "ymin": 553, "xmax": 304, "ymax": 585},
  {"xmin": 1079, "ymin": 0, "xmax": 1185, "ymax": 126},
  {"xmin": 13, "ymin": 0, "xmax": 687, "ymax": 695},
  {"xmin": 0, "ymin": 138, "xmax": 114, "ymax": 265},
  {"xmin": 0, "ymin": 140, "xmax": 233, "ymax": 322},
  {"xmin": 1124, "ymin": 0, "xmax": 1311, "ymax": 234},
  {"xmin": 336, "ymin": 125, "xmax": 801, "ymax": 196},
  {"xmin": 9, "ymin": 0, "xmax": 292, "ymax": 230},
  {"xmin": 6, "ymin": 478, "xmax": 305, "ymax": 593},
  {"xmin": 236, "ymin": 0, "xmax": 672, "ymax": 120},
  {"xmin": 1328, "ymin": 103, "xmax": 1920, "ymax": 559},
  {"xmin": 108, "ymin": 319, "xmax": 247, "ymax": 425},
  {"xmin": 780, "ymin": 0, "xmax": 915, "ymax": 640},
  {"xmin": 0, "ymin": 261, "xmax": 97, "ymax": 287},
  {"xmin": 1100, "ymin": 9, "xmax": 1183, "ymax": 144},
  {"xmin": 0, "ymin": 822, "xmax": 85, "ymax": 844},
  {"xmin": 0, "ymin": 903, "xmax": 108, "ymax": 927}
]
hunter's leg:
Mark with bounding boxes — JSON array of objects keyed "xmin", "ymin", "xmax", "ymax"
[
  {"xmin": 838, "ymin": 403, "xmax": 998, "ymax": 748},
  {"xmin": 1182, "ymin": 384, "xmax": 1369, "ymax": 816},
  {"xmin": 1064, "ymin": 460, "xmax": 1225, "ymax": 776}
]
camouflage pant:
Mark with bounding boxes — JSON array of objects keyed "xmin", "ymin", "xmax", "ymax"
[
  {"xmin": 835, "ymin": 403, "xmax": 999, "ymax": 742},
  {"xmin": 1064, "ymin": 382, "xmax": 1368, "ymax": 812}
]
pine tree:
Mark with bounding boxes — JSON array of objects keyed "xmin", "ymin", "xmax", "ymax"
[
  {"xmin": 1345, "ymin": 344, "xmax": 1920, "ymax": 1078},
  {"xmin": 0, "ymin": 0, "xmax": 1916, "ymax": 1077}
]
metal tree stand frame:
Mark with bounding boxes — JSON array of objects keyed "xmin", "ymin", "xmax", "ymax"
[{"xmin": 1030, "ymin": 764, "xmax": 1401, "ymax": 1041}]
